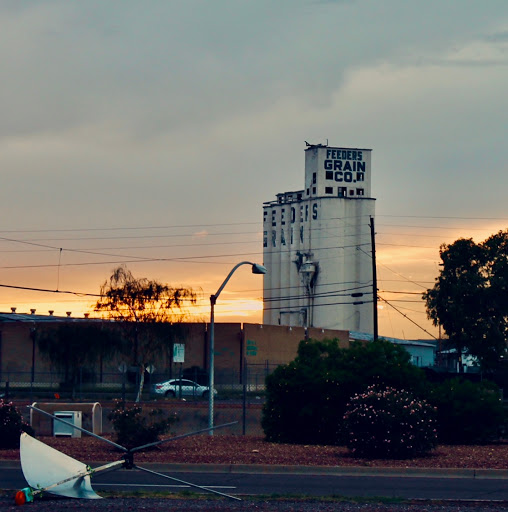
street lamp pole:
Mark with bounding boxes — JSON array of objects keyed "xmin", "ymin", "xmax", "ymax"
[{"xmin": 208, "ymin": 261, "xmax": 266, "ymax": 434}]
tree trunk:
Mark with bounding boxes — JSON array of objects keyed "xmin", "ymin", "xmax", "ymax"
[{"xmin": 135, "ymin": 364, "xmax": 145, "ymax": 403}]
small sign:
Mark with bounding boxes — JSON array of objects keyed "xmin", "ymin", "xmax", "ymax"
[
  {"xmin": 246, "ymin": 339, "xmax": 258, "ymax": 357},
  {"xmin": 173, "ymin": 343, "xmax": 185, "ymax": 363}
]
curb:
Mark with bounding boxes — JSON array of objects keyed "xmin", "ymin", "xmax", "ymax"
[{"xmin": 3, "ymin": 460, "xmax": 508, "ymax": 479}]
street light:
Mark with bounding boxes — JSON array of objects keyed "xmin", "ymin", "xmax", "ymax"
[{"xmin": 208, "ymin": 261, "xmax": 266, "ymax": 434}]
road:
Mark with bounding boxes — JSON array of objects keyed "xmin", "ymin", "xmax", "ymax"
[{"xmin": 3, "ymin": 463, "xmax": 508, "ymax": 501}]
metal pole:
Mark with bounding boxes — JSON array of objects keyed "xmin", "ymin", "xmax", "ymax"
[
  {"xmin": 207, "ymin": 261, "xmax": 266, "ymax": 435},
  {"xmin": 208, "ymin": 295, "xmax": 216, "ymax": 434},
  {"xmin": 242, "ymin": 358, "xmax": 247, "ymax": 436},
  {"xmin": 370, "ymin": 216, "xmax": 378, "ymax": 342}
]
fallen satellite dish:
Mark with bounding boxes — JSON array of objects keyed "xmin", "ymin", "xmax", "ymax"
[{"xmin": 15, "ymin": 405, "xmax": 240, "ymax": 505}]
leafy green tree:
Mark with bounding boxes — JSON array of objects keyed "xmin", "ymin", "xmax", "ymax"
[
  {"xmin": 423, "ymin": 230, "xmax": 508, "ymax": 371},
  {"xmin": 37, "ymin": 323, "xmax": 122, "ymax": 395},
  {"xmin": 429, "ymin": 378, "xmax": 505, "ymax": 444},
  {"xmin": 262, "ymin": 338, "xmax": 426, "ymax": 445},
  {"xmin": 95, "ymin": 265, "xmax": 197, "ymax": 401}
]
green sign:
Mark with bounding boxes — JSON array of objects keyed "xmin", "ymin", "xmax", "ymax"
[{"xmin": 246, "ymin": 339, "xmax": 257, "ymax": 357}]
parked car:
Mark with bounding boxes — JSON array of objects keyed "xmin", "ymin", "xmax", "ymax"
[{"xmin": 151, "ymin": 379, "xmax": 217, "ymax": 398}]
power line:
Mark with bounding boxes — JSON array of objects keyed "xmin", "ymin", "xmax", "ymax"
[
  {"xmin": 0, "ymin": 283, "xmax": 99, "ymax": 297},
  {"xmin": 378, "ymin": 215, "xmax": 508, "ymax": 221},
  {"xmin": 378, "ymin": 295, "xmax": 437, "ymax": 339},
  {"xmin": 0, "ymin": 221, "xmax": 260, "ymax": 234}
]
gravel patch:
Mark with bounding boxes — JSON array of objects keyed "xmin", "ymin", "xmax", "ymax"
[
  {"xmin": 2, "ymin": 435, "xmax": 508, "ymax": 470},
  {"xmin": 3, "ymin": 496, "xmax": 508, "ymax": 512}
]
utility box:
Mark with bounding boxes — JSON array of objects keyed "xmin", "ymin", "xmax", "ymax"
[{"xmin": 53, "ymin": 411, "xmax": 82, "ymax": 438}]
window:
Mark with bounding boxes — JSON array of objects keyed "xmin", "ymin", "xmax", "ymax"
[
  {"xmin": 281, "ymin": 208, "xmax": 285, "ymax": 225},
  {"xmin": 325, "ymin": 171, "xmax": 333, "ymax": 180},
  {"xmin": 338, "ymin": 187, "xmax": 347, "ymax": 197},
  {"xmin": 272, "ymin": 210, "xmax": 276, "ymax": 227},
  {"xmin": 312, "ymin": 187, "xmax": 316, "ymax": 194},
  {"xmin": 306, "ymin": 188, "xmax": 310, "ymax": 195},
  {"xmin": 312, "ymin": 172, "xmax": 317, "ymax": 184},
  {"xmin": 356, "ymin": 188, "xmax": 364, "ymax": 196},
  {"xmin": 325, "ymin": 187, "xmax": 333, "ymax": 194},
  {"xmin": 349, "ymin": 190, "xmax": 354, "ymax": 196},
  {"xmin": 297, "ymin": 193, "xmax": 302, "ymax": 200}
]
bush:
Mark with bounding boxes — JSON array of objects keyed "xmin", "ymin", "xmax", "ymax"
[
  {"xmin": 343, "ymin": 386, "xmax": 437, "ymax": 459},
  {"xmin": 429, "ymin": 378, "xmax": 505, "ymax": 444},
  {"xmin": 0, "ymin": 400, "xmax": 35, "ymax": 449},
  {"xmin": 108, "ymin": 400, "xmax": 177, "ymax": 449},
  {"xmin": 262, "ymin": 338, "xmax": 427, "ymax": 445}
]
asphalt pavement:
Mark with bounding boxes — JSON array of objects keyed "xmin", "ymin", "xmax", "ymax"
[{"xmin": 3, "ymin": 460, "xmax": 508, "ymax": 501}]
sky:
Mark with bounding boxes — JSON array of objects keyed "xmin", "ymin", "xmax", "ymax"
[{"xmin": 1, "ymin": 0, "xmax": 507, "ymax": 340}]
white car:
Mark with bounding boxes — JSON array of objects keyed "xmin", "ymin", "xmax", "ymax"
[{"xmin": 151, "ymin": 379, "xmax": 217, "ymax": 398}]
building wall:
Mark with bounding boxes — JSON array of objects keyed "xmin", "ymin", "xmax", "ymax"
[
  {"xmin": 263, "ymin": 144, "xmax": 375, "ymax": 333},
  {"xmin": 394, "ymin": 343, "xmax": 435, "ymax": 368},
  {"xmin": 209, "ymin": 323, "xmax": 242, "ymax": 382},
  {"xmin": 243, "ymin": 323, "xmax": 350, "ymax": 367},
  {"xmin": 1, "ymin": 319, "xmax": 350, "ymax": 383},
  {"xmin": 0, "ymin": 323, "xmax": 52, "ymax": 376}
]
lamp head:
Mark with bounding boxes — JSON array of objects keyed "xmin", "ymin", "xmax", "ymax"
[{"xmin": 251, "ymin": 263, "xmax": 267, "ymax": 275}]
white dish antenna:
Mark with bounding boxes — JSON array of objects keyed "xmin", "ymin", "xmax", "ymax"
[{"xmin": 15, "ymin": 406, "xmax": 240, "ymax": 505}]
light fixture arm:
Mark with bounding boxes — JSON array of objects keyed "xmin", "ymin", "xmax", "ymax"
[{"xmin": 208, "ymin": 260, "xmax": 266, "ymax": 434}]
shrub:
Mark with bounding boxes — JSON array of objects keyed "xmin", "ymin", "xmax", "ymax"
[
  {"xmin": 0, "ymin": 400, "xmax": 35, "ymax": 449},
  {"xmin": 343, "ymin": 386, "xmax": 437, "ymax": 459},
  {"xmin": 262, "ymin": 338, "xmax": 427, "ymax": 445},
  {"xmin": 429, "ymin": 378, "xmax": 505, "ymax": 444},
  {"xmin": 108, "ymin": 400, "xmax": 176, "ymax": 449}
]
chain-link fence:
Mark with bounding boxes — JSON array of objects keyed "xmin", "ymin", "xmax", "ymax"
[{"xmin": 0, "ymin": 361, "xmax": 284, "ymax": 403}]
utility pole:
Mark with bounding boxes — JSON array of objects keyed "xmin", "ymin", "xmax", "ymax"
[{"xmin": 369, "ymin": 217, "xmax": 378, "ymax": 342}]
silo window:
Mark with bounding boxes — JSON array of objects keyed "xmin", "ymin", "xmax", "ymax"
[
  {"xmin": 326, "ymin": 171, "xmax": 333, "ymax": 180},
  {"xmin": 338, "ymin": 187, "xmax": 347, "ymax": 197},
  {"xmin": 356, "ymin": 188, "xmax": 364, "ymax": 196},
  {"xmin": 312, "ymin": 187, "xmax": 316, "ymax": 194},
  {"xmin": 312, "ymin": 172, "xmax": 317, "ymax": 184},
  {"xmin": 325, "ymin": 187, "xmax": 333, "ymax": 194},
  {"xmin": 349, "ymin": 190, "xmax": 354, "ymax": 196}
]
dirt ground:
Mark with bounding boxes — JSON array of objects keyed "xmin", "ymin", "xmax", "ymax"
[
  {"xmin": 3, "ymin": 495, "xmax": 508, "ymax": 512},
  {"xmin": 2, "ymin": 434, "xmax": 508, "ymax": 469}
]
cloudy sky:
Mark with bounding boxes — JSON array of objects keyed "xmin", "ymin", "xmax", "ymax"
[{"xmin": 1, "ymin": 0, "xmax": 507, "ymax": 340}]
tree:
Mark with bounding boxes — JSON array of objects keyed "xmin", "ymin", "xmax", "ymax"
[
  {"xmin": 37, "ymin": 323, "xmax": 122, "ymax": 395},
  {"xmin": 429, "ymin": 378, "xmax": 505, "ymax": 444},
  {"xmin": 262, "ymin": 338, "xmax": 426, "ymax": 445},
  {"xmin": 423, "ymin": 230, "xmax": 508, "ymax": 371},
  {"xmin": 94, "ymin": 265, "xmax": 198, "ymax": 401}
]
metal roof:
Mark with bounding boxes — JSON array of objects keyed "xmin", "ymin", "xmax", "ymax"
[
  {"xmin": 0, "ymin": 312, "xmax": 96, "ymax": 323},
  {"xmin": 349, "ymin": 331, "xmax": 436, "ymax": 348}
]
